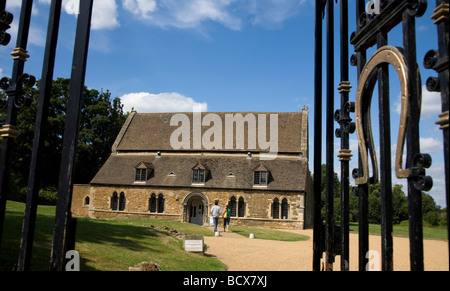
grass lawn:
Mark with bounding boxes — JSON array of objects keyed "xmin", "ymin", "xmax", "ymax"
[
  {"xmin": 347, "ymin": 222, "xmax": 448, "ymax": 240},
  {"xmin": 2, "ymin": 201, "xmax": 446, "ymax": 271},
  {"xmin": 230, "ymin": 226, "xmax": 309, "ymax": 241},
  {"xmin": 0, "ymin": 201, "xmax": 225, "ymax": 271}
]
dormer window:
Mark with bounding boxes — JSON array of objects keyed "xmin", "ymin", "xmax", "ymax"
[
  {"xmin": 136, "ymin": 168, "xmax": 147, "ymax": 181},
  {"xmin": 253, "ymin": 164, "xmax": 269, "ymax": 186},
  {"xmin": 134, "ymin": 162, "xmax": 153, "ymax": 182},
  {"xmin": 192, "ymin": 162, "xmax": 208, "ymax": 184},
  {"xmin": 193, "ymin": 169, "xmax": 205, "ymax": 183}
]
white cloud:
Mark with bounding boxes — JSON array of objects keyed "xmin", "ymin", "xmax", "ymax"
[
  {"xmin": 37, "ymin": 0, "xmax": 309, "ymax": 31},
  {"xmin": 420, "ymin": 137, "xmax": 443, "ymax": 153},
  {"xmin": 124, "ymin": 0, "xmax": 242, "ymax": 30},
  {"xmin": 394, "ymin": 85, "xmax": 441, "ymax": 119},
  {"xmin": 6, "ymin": 0, "xmax": 23, "ymax": 8},
  {"xmin": 39, "ymin": 0, "xmax": 120, "ymax": 30},
  {"xmin": 28, "ymin": 26, "xmax": 46, "ymax": 47},
  {"xmin": 425, "ymin": 163, "xmax": 447, "ymax": 207},
  {"xmin": 120, "ymin": 0, "xmax": 309, "ymax": 30},
  {"xmin": 246, "ymin": 0, "xmax": 307, "ymax": 28},
  {"xmin": 91, "ymin": 0, "xmax": 120, "ymax": 30},
  {"xmin": 6, "ymin": 0, "xmax": 39, "ymax": 15},
  {"xmin": 122, "ymin": 0, "xmax": 157, "ymax": 19},
  {"xmin": 420, "ymin": 86, "xmax": 441, "ymax": 118},
  {"xmin": 120, "ymin": 92, "xmax": 208, "ymax": 113}
]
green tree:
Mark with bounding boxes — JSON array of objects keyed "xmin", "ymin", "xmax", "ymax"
[
  {"xmin": 312, "ymin": 165, "xmax": 410, "ymax": 225},
  {"xmin": 1, "ymin": 78, "xmax": 127, "ymax": 202},
  {"xmin": 422, "ymin": 192, "xmax": 444, "ymax": 226},
  {"xmin": 366, "ymin": 183, "xmax": 409, "ymax": 224},
  {"xmin": 368, "ymin": 182, "xmax": 381, "ymax": 224},
  {"xmin": 391, "ymin": 184, "xmax": 408, "ymax": 224},
  {"xmin": 314, "ymin": 164, "xmax": 341, "ymax": 221}
]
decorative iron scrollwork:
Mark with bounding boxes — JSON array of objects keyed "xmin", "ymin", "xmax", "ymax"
[
  {"xmin": 411, "ymin": 153, "xmax": 433, "ymax": 191},
  {"xmin": 0, "ymin": 76, "xmax": 10, "ymax": 90},
  {"xmin": 423, "ymin": 49, "xmax": 442, "ymax": 93},
  {"xmin": 354, "ymin": 46, "xmax": 408, "ymax": 184},
  {"xmin": 0, "ymin": 73, "xmax": 36, "ymax": 110},
  {"xmin": 406, "ymin": 0, "xmax": 428, "ymax": 17},
  {"xmin": 0, "ymin": 10, "xmax": 13, "ymax": 46},
  {"xmin": 423, "ymin": 7, "xmax": 449, "ymax": 133},
  {"xmin": 354, "ymin": 45, "xmax": 432, "ymax": 187}
]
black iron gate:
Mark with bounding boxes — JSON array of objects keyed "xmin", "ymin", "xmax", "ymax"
[
  {"xmin": 0, "ymin": 0, "xmax": 448, "ymax": 272},
  {"xmin": 0, "ymin": 0, "xmax": 93, "ymax": 271},
  {"xmin": 313, "ymin": 0, "xmax": 449, "ymax": 271}
]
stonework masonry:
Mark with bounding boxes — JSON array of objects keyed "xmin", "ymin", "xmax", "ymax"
[{"xmin": 72, "ymin": 184, "xmax": 310, "ymax": 229}]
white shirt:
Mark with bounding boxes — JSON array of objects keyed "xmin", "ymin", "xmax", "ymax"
[{"xmin": 211, "ymin": 205, "xmax": 221, "ymax": 218}]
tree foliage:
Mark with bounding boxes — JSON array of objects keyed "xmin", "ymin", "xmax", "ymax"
[
  {"xmin": 313, "ymin": 164, "xmax": 445, "ymax": 226},
  {"xmin": 1, "ymin": 78, "xmax": 127, "ymax": 202}
]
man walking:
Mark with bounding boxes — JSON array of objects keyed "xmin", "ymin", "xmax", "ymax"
[{"xmin": 211, "ymin": 200, "xmax": 221, "ymax": 232}]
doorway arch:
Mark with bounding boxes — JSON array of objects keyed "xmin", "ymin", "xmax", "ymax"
[{"xmin": 182, "ymin": 192, "xmax": 209, "ymax": 226}]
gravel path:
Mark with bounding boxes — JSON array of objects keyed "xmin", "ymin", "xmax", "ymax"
[{"xmin": 203, "ymin": 228, "xmax": 449, "ymax": 271}]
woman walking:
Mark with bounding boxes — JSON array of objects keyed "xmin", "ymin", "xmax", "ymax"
[{"xmin": 223, "ymin": 205, "xmax": 231, "ymax": 232}]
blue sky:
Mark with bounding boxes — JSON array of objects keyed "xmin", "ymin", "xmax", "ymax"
[{"xmin": 0, "ymin": 0, "xmax": 446, "ymax": 207}]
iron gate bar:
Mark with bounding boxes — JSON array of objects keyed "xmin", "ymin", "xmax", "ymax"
[
  {"xmin": 0, "ymin": 0, "xmax": 34, "ymax": 252},
  {"xmin": 403, "ymin": 6, "xmax": 424, "ymax": 271},
  {"xmin": 17, "ymin": 0, "xmax": 62, "ymax": 271},
  {"xmin": 50, "ymin": 0, "xmax": 93, "ymax": 271},
  {"xmin": 354, "ymin": 0, "xmax": 368, "ymax": 271},
  {"xmin": 428, "ymin": 0, "xmax": 449, "ymax": 270},
  {"xmin": 325, "ymin": 0, "xmax": 336, "ymax": 271},
  {"xmin": 338, "ymin": 0, "xmax": 351, "ymax": 272},
  {"xmin": 312, "ymin": 0, "xmax": 324, "ymax": 272},
  {"xmin": 376, "ymin": 31, "xmax": 394, "ymax": 271}
]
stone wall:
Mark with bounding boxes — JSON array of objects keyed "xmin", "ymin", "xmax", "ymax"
[
  {"xmin": 71, "ymin": 184, "xmax": 306, "ymax": 229},
  {"xmin": 71, "ymin": 184, "xmax": 90, "ymax": 217}
]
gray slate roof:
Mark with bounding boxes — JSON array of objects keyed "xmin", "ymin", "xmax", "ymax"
[
  {"xmin": 113, "ymin": 112, "xmax": 306, "ymax": 154},
  {"xmin": 91, "ymin": 154, "xmax": 309, "ymax": 191}
]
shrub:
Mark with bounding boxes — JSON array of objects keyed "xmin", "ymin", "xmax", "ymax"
[{"xmin": 38, "ymin": 187, "xmax": 58, "ymax": 205}]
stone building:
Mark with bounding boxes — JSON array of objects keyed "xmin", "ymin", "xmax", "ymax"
[{"xmin": 71, "ymin": 109, "xmax": 313, "ymax": 229}]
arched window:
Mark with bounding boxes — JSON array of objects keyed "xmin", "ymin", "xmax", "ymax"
[
  {"xmin": 119, "ymin": 192, "xmax": 126, "ymax": 211},
  {"xmin": 229, "ymin": 196, "xmax": 237, "ymax": 217},
  {"xmin": 273, "ymin": 198, "xmax": 280, "ymax": 219},
  {"xmin": 238, "ymin": 197, "xmax": 245, "ymax": 217},
  {"xmin": 281, "ymin": 198, "xmax": 289, "ymax": 219},
  {"xmin": 84, "ymin": 196, "xmax": 90, "ymax": 206},
  {"xmin": 111, "ymin": 192, "xmax": 118, "ymax": 211},
  {"xmin": 158, "ymin": 194, "xmax": 165, "ymax": 213},
  {"xmin": 149, "ymin": 193, "xmax": 157, "ymax": 213}
]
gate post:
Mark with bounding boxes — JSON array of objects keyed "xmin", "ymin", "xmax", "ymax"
[
  {"xmin": 0, "ymin": 0, "xmax": 35, "ymax": 251},
  {"xmin": 324, "ymin": 0, "xmax": 336, "ymax": 271},
  {"xmin": 17, "ymin": 0, "xmax": 63, "ymax": 271},
  {"xmin": 312, "ymin": 0, "xmax": 325, "ymax": 272},
  {"xmin": 337, "ymin": 0, "xmax": 353, "ymax": 271},
  {"xmin": 50, "ymin": 0, "xmax": 93, "ymax": 271},
  {"xmin": 426, "ymin": 0, "xmax": 449, "ymax": 270},
  {"xmin": 403, "ymin": 8, "xmax": 424, "ymax": 271}
]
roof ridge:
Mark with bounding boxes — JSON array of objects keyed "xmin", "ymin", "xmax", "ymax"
[{"xmin": 112, "ymin": 111, "xmax": 137, "ymax": 153}]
